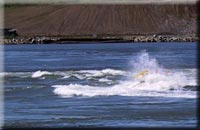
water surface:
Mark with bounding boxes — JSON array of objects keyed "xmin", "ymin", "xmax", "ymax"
[{"xmin": 4, "ymin": 42, "xmax": 197, "ymax": 127}]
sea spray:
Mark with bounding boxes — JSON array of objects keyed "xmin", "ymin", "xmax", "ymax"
[
  {"xmin": 130, "ymin": 50, "xmax": 164, "ymax": 74},
  {"xmin": 52, "ymin": 51, "xmax": 197, "ymax": 98}
]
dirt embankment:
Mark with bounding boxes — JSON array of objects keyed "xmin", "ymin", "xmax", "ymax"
[{"xmin": 4, "ymin": 4, "xmax": 197, "ymax": 37}]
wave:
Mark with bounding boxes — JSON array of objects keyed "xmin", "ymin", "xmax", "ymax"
[
  {"xmin": 52, "ymin": 74, "xmax": 197, "ymax": 98},
  {"xmin": 3, "ymin": 68, "xmax": 196, "ymax": 81},
  {"xmin": 182, "ymin": 85, "xmax": 197, "ymax": 91},
  {"xmin": 77, "ymin": 69, "xmax": 126, "ymax": 78},
  {"xmin": 52, "ymin": 83, "xmax": 196, "ymax": 98},
  {"xmin": 52, "ymin": 51, "xmax": 197, "ymax": 98},
  {"xmin": 5, "ymin": 85, "xmax": 46, "ymax": 92},
  {"xmin": 98, "ymin": 78, "xmax": 113, "ymax": 83},
  {"xmin": 3, "ymin": 51, "xmax": 197, "ymax": 97},
  {"xmin": 31, "ymin": 70, "xmax": 52, "ymax": 78},
  {"xmin": 3, "ymin": 68, "xmax": 126, "ymax": 78}
]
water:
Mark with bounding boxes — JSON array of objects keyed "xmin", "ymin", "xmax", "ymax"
[{"xmin": 3, "ymin": 42, "xmax": 197, "ymax": 127}]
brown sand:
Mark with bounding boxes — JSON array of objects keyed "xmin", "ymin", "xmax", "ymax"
[{"xmin": 4, "ymin": 4, "xmax": 197, "ymax": 37}]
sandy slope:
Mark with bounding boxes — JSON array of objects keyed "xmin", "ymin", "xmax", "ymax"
[{"xmin": 4, "ymin": 4, "xmax": 197, "ymax": 36}]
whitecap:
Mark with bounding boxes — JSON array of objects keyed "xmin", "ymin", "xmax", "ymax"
[
  {"xmin": 52, "ymin": 51, "xmax": 197, "ymax": 98},
  {"xmin": 98, "ymin": 78, "xmax": 112, "ymax": 83},
  {"xmin": 32, "ymin": 70, "xmax": 52, "ymax": 78}
]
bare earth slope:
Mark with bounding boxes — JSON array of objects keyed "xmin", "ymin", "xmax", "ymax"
[{"xmin": 4, "ymin": 4, "xmax": 197, "ymax": 36}]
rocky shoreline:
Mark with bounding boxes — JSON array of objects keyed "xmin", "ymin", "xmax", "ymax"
[{"xmin": 2, "ymin": 35, "xmax": 198, "ymax": 45}]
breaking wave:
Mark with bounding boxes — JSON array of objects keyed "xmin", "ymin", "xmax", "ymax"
[
  {"xmin": 52, "ymin": 51, "xmax": 197, "ymax": 98},
  {"xmin": 32, "ymin": 70, "xmax": 52, "ymax": 78},
  {"xmin": 3, "ymin": 68, "xmax": 126, "ymax": 79}
]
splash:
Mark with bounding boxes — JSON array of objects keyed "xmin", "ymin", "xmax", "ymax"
[
  {"xmin": 52, "ymin": 51, "xmax": 197, "ymax": 98},
  {"xmin": 130, "ymin": 50, "xmax": 164, "ymax": 74}
]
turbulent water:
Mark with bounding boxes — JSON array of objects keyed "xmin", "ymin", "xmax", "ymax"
[{"xmin": 4, "ymin": 43, "xmax": 197, "ymax": 127}]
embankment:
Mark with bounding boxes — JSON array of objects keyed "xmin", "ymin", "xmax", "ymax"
[{"xmin": 3, "ymin": 4, "xmax": 198, "ymax": 44}]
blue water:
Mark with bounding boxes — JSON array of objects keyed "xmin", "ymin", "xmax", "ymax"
[{"xmin": 4, "ymin": 42, "xmax": 197, "ymax": 127}]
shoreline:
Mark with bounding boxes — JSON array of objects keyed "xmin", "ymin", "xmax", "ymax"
[{"xmin": 2, "ymin": 35, "xmax": 198, "ymax": 45}]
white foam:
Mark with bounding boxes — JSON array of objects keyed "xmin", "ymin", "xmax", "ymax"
[
  {"xmin": 32, "ymin": 70, "xmax": 52, "ymax": 78},
  {"xmin": 2, "ymin": 72, "xmax": 32, "ymax": 78},
  {"xmin": 7, "ymin": 68, "xmax": 125, "ymax": 80},
  {"xmin": 52, "ymin": 79, "xmax": 196, "ymax": 98},
  {"xmin": 52, "ymin": 51, "xmax": 197, "ymax": 98},
  {"xmin": 130, "ymin": 50, "xmax": 164, "ymax": 74},
  {"xmin": 73, "ymin": 74, "xmax": 85, "ymax": 80},
  {"xmin": 54, "ymin": 71, "xmax": 195, "ymax": 98},
  {"xmin": 79, "ymin": 69, "xmax": 126, "ymax": 78},
  {"xmin": 101, "ymin": 69, "xmax": 126, "ymax": 75},
  {"xmin": 62, "ymin": 75, "xmax": 71, "ymax": 79},
  {"xmin": 98, "ymin": 78, "xmax": 112, "ymax": 83}
]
